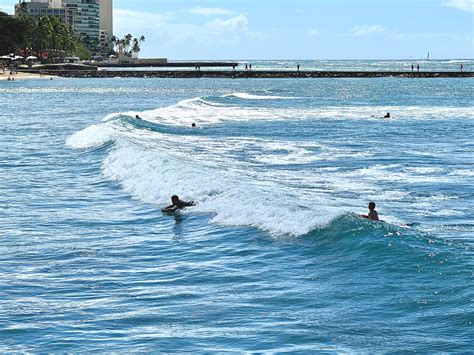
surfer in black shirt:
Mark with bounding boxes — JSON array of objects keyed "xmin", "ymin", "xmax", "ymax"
[
  {"xmin": 360, "ymin": 202, "xmax": 379, "ymax": 221},
  {"xmin": 162, "ymin": 195, "xmax": 195, "ymax": 213}
]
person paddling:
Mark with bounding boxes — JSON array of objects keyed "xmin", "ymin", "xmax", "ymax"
[
  {"xmin": 162, "ymin": 195, "xmax": 195, "ymax": 213},
  {"xmin": 360, "ymin": 202, "xmax": 379, "ymax": 221}
]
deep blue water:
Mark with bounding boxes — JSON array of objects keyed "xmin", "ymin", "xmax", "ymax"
[{"xmin": 0, "ymin": 74, "xmax": 473, "ymax": 352}]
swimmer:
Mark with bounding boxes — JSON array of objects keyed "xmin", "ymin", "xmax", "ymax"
[
  {"xmin": 135, "ymin": 115, "xmax": 142, "ymax": 120},
  {"xmin": 161, "ymin": 195, "xmax": 195, "ymax": 213},
  {"xmin": 191, "ymin": 123, "xmax": 196, "ymax": 128},
  {"xmin": 360, "ymin": 202, "xmax": 379, "ymax": 221},
  {"xmin": 384, "ymin": 112, "xmax": 391, "ymax": 118}
]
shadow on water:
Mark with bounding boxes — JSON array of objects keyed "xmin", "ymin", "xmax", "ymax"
[{"xmin": 172, "ymin": 213, "xmax": 184, "ymax": 240}]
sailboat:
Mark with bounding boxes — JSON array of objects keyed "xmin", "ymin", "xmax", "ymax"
[{"xmin": 427, "ymin": 52, "xmax": 430, "ymax": 60}]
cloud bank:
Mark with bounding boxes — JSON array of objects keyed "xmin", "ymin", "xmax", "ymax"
[{"xmin": 442, "ymin": 0, "xmax": 474, "ymax": 12}]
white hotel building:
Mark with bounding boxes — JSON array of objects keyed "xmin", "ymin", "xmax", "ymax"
[{"xmin": 15, "ymin": 0, "xmax": 113, "ymax": 51}]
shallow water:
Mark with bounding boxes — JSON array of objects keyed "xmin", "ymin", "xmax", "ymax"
[{"xmin": 0, "ymin": 74, "xmax": 473, "ymax": 351}]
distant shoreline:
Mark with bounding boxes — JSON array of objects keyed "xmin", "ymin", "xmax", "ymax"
[{"xmin": 19, "ymin": 69, "xmax": 474, "ymax": 79}]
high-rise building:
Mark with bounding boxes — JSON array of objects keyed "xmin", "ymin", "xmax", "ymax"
[
  {"xmin": 62, "ymin": 0, "xmax": 100, "ymax": 43},
  {"xmin": 99, "ymin": 0, "xmax": 113, "ymax": 42},
  {"xmin": 15, "ymin": 0, "xmax": 113, "ymax": 54},
  {"xmin": 14, "ymin": 0, "xmax": 66, "ymax": 21}
]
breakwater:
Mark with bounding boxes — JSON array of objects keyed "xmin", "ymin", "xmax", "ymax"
[
  {"xmin": 92, "ymin": 61, "xmax": 239, "ymax": 68},
  {"xmin": 22, "ymin": 69, "xmax": 473, "ymax": 78}
]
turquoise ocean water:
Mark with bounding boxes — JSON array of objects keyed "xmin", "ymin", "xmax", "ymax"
[{"xmin": 1, "ymin": 60, "xmax": 473, "ymax": 351}]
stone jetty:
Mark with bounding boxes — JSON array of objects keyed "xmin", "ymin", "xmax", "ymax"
[{"xmin": 21, "ymin": 69, "xmax": 473, "ymax": 79}]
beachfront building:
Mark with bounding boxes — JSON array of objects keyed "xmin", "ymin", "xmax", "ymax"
[
  {"xmin": 99, "ymin": 0, "xmax": 113, "ymax": 50},
  {"xmin": 14, "ymin": 0, "xmax": 113, "ymax": 54},
  {"xmin": 14, "ymin": 0, "xmax": 67, "ymax": 21},
  {"xmin": 62, "ymin": 0, "xmax": 100, "ymax": 45}
]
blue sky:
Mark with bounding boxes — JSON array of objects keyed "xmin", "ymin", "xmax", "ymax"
[{"xmin": 1, "ymin": 0, "xmax": 473, "ymax": 59}]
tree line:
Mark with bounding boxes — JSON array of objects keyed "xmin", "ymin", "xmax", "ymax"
[
  {"xmin": 0, "ymin": 11, "xmax": 147, "ymax": 62},
  {"xmin": 0, "ymin": 11, "xmax": 90, "ymax": 61}
]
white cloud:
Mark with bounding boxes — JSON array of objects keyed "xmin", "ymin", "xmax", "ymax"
[
  {"xmin": 308, "ymin": 29, "xmax": 320, "ymax": 36},
  {"xmin": 207, "ymin": 14, "xmax": 249, "ymax": 32},
  {"xmin": 112, "ymin": 8, "xmax": 267, "ymax": 57},
  {"xmin": 189, "ymin": 7, "xmax": 235, "ymax": 16},
  {"xmin": 352, "ymin": 25, "xmax": 385, "ymax": 36},
  {"xmin": 442, "ymin": 0, "xmax": 474, "ymax": 12},
  {"xmin": 296, "ymin": 9, "xmax": 304, "ymax": 13}
]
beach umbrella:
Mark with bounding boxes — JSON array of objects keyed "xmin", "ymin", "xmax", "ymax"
[
  {"xmin": 11, "ymin": 56, "xmax": 23, "ymax": 61},
  {"xmin": 26, "ymin": 56, "xmax": 38, "ymax": 61},
  {"xmin": 0, "ymin": 55, "xmax": 11, "ymax": 60}
]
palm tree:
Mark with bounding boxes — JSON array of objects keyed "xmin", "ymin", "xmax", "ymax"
[
  {"xmin": 124, "ymin": 33, "xmax": 132, "ymax": 53},
  {"xmin": 19, "ymin": 0, "xmax": 29, "ymax": 16},
  {"xmin": 131, "ymin": 38, "xmax": 140, "ymax": 58}
]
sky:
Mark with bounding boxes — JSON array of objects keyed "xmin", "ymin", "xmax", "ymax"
[{"xmin": 1, "ymin": 0, "xmax": 473, "ymax": 59}]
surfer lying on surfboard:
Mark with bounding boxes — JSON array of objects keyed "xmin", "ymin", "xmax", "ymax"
[
  {"xmin": 161, "ymin": 195, "xmax": 195, "ymax": 213},
  {"xmin": 360, "ymin": 202, "xmax": 379, "ymax": 221}
]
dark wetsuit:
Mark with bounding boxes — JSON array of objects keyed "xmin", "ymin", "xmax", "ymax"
[{"xmin": 162, "ymin": 200, "xmax": 195, "ymax": 212}]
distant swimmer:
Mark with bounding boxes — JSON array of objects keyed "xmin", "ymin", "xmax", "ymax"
[
  {"xmin": 161, "ymin": 195, "xmax": 195, "ymax": 213},
  {"xmin": 135, "ymin": 115, "xmax": 142, "ymax": 120},
  {"xmin": 360, "ymin": 202, "xmax": 379, "ymax": 221},
  {"xmin": 191, "ymin": 122, "xmax": 196, "ymax": 128},
  {"xmin": 384, "ymin": 112, "xmax": 391, "ymax": 118}
]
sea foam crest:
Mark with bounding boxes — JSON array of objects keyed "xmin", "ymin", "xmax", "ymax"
[
  {"xmin": 94, "ymin": 91, "xmax": 474, "ymax": 130},
  {"xmin": 224, "ymin": 92, "xmax": 300, "ymax": 100},
  {"xmin": 102, "ymin": 144, "xmax": 342, "ymax": 236},
  {"xmin": 105, "ymin": 97, "xmax": 474, "ymax": 128},
  {"xmin": 66, "ymin": 124, "xmax": 117, "ymax": 149}
]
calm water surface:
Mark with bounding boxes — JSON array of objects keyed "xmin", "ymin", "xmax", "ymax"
[{"xmin": 0, "ymin": 75, "xmax": 473, "ymax": 351}]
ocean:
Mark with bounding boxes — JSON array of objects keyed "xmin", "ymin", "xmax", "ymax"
[{"xmin": 1, "ymin": 60, "xmax": 473, "ymax": 351}]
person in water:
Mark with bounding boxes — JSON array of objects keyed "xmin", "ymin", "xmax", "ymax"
[
  {"xmin": 384, "ymin": 112, "xmax": 391, "ymax": 118},
  {"xmin": 360, "ymin": 202, "xmax": 379, "ymax": 221},
  {"xmin": 162, "ymin": 195, "xmax": 195, "ymax": 212},
  {"xmin": 135, "ymin": 115, "xmax": 142, "ymax": 120}
]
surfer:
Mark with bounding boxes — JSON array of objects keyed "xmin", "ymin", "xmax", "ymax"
[
  {"xmin": 161, "ymin": 195, "xmax": 195, "ymax": 213},
  {"xmin": 384, "ymin": 112, "xmax": 391, "ymax": 118},
  {"xmin": 360, "ymin": 202, "xmax": 379, "ymax": 221},
  {"xmin": 135, "ymin": 115, "xmax": 142, "ymax": 120}
]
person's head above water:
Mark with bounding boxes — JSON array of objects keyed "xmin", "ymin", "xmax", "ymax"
[
  {"xmin": 171, "ymin": 195, "xmax": 180, "ymax": 205},
  {"xmin": 369, "ymin": 202, "xmax": 376, "ymax": 211},
  {"xmin": 191, "ymin": 123, "xmax": 196, "ymax": 128}
]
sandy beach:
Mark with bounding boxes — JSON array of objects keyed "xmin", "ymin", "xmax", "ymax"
[{"xmin": 0, "ymin": 70, "xmax": 56, "ymax": 81}]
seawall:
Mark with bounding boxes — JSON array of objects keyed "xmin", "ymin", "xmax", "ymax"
[{"xmin": 21, "ymin": 70, "xmax": 473, "ymax": 79}]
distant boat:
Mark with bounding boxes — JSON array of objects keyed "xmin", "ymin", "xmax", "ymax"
[{"xmin": 427, "ymin": 52, "xmax": 430, "ymax": 60}]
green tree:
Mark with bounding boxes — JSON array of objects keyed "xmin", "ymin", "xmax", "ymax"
[
  {"xmin": 113, "ymin": 34, "xmax": 146, "ymax": 57},
  {"xmin": 0, "ymin": 11, "xmax": 25, "ymax": 55},
  {"xmin": 73, "ymin": 43, "xmax": 91, "ymax": 60}
]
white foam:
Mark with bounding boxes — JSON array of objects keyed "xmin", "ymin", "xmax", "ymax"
[
  {"xmin": 101, "ymin": 143, "xmax": 343, "ymax": 236},
  {"xmin": 66, "ymin": 124, "xmax": 116, "ymax": 149},
  {"xmin": 66, "ymin": 95, "xmax": 473, "ymax": 235},
  {"xmin": 225, "ymin": 92, "xmax": 300, "ymax": 100},
  {"xmin": 100, "ymin": 100, "xmax": 474, "ymax": 130}
]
